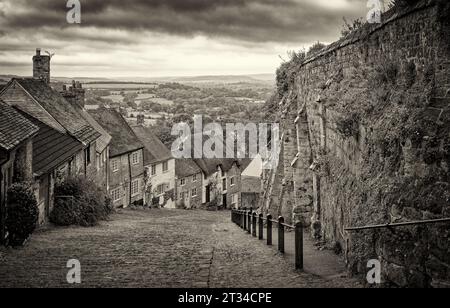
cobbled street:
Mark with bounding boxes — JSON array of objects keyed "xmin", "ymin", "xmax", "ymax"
[{"xmin": 0, "ymin": 209, "xmax": 361, "ymax": 288}]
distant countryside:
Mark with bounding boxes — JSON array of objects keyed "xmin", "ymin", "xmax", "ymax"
[{"xmin": 76, "ymin": 77, "xmax": 275, "ymax": 147}]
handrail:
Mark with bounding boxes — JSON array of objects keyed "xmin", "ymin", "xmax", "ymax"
[
  {"xmin": 233, "ymin": 210, "xmax": 296, "ymax": 229},
  {"xmin": 345, "ymin": 218, "xmax": 450, "ymax": 231}
]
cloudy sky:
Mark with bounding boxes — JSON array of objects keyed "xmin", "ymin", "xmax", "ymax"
[{"xmin": 0, "ymin": 0, "xmax": 368, "ymax": 78}]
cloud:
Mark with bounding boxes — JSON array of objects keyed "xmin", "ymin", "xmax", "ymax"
[
  {"xmin": 0, "ymin": 0, "xmax": 367, "ymax": 77},
  {"xmin": 1, "ymin": 0, "xmax": 366, "ymax": 44}
]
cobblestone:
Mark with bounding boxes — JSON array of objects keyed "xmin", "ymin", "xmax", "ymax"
[{"xmin": 0, "ymin": 209, "xmax": 360, "ymax": 288}]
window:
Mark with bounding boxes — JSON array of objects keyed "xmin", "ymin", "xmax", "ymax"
[
  {"xmin": 231, "ymin": 193, "xmax": 238, "ymax": 205},
  {"xmin": 157, "ymin": 184, "xmax": 165, "ymax": 195},
  {"xmin": 68, "ymin": 158, "xmax": 73, "ymax": 176},
  {"xmin": 230, "ymin": 176, "xmax": 236, "ymax": 186},
  {"xmin": 163, "ymin": 161, "xmax": 169, "ymax": 173},
  {"xmin": 112, "ymin": 159, "xmax": 119, "ymax": 172},
  {"xmin": 151, "ymin": 165, "xmax": 156, "ymax": 176},
  {"xmin": 192, "ymin": 174, "xmax": 198, "ymax": 182},
  {"xmin": 131, "ymin": 152, "xmax": 139, "ymax": 165},
  {"xmin": 131, "ymin": 179, "xmax": 140, "ymax": 196},
  {"xmin": 191, "ymin": 188, "xmax": 197, "ymax": 198},
  {"xmin": 180, "ymin": 178, "xmax": 186, "ymax": 186},
  {"xmin": 222, "ymin": 178, "xmax": 227, "ymax": 191},
  {"xmin": 111, "ymin": 188, "xmax": 121, "ymax": 202}
]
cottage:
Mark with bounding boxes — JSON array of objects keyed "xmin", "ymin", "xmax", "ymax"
[
  {"xmin": 19, "ymin": 112, "xmax": 84, "ymax": 224},
  {"xmin": 175, "ymin": 159, "xmax": 203, "ymax": 209},
  {"xmin": 0, "ymin": 49, "xmax": 111, "ymax": 224},
  {"xmin": 131, "ymin": 125, "xmax": 176, "ymax": 208},
  {"xmin": 0, "ymin": 78, "xmax": 104, "ymax": 219},
  {"xmin": 89, "ymin": 108, "xmax": 145, "ymax": 208},
  {"xmin": 194, "ymin": 158, "xmax": 242, "ymax": 209},
  {"xmin": 0, "ymin": 100, "xmax": 39, "ymax": 242}
]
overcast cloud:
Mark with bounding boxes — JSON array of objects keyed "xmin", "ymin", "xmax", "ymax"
[{"xmin": 0, "ymin": 0, "xmax": 368, "ymax": 78}]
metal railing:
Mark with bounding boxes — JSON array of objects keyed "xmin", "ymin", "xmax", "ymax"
[
  {"xmin": 231, "ymin": 208, "xmax": 304, "ymax": 270},
  {"xmin": 345, "ymin": 217, "xmax": 450, "ymax": 232}
]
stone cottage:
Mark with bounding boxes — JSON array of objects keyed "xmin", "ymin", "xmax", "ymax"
[
  {"xmin": 131, "ymin": 125, "xmax": 176, "ymax": 208},
  {"xmin": 89, "ymin": 108, "xmax": 145, "ymax": 208},
  {"xmin": 175, "ymin": 159, "xmax": 203, "ymax": 209},
  {"xmin": 0, "ymin": 49, "xmax": 109, "ymax": 224},
  {"xmin": 194, "ymin": 159, "xmax": 243, "ymax": 209}
]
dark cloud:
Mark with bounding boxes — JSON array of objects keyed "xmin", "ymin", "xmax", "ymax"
[{"xmin": 2, "ymin": 0, "xmax": 366, "ymax": 44}]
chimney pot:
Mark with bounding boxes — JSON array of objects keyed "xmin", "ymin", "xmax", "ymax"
[{"xmin": 36, "ymin": 48, "xmax": 41, "ymax": 56}]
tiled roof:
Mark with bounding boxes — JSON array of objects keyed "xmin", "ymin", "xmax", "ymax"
[
  {"xmin": 77, "ymin": 108, "xmax": 112, "ymax": 153},
  {"xmin": 176, "ymin": 159, "xmax": 202, "ymax": 178},
  {"xmin": 4, "ymin": 78, "xmax": 101, "ymax": 145},
  {"xmin": 181, "ymin": 132, "xmax": 239, "ymax": 176},
  {"xmin": 19, "ymin": 112, "xmax": 83, "ymax": 177},
  {"xmin": 88, "ymin": 108, "xmax": 144, "ymax": 158},
  {"xmin": 131, "ymin": 125, "xmax": 173, "ymax": 165},
  {"xmin": 0, "ymin": 100, "xmax": 39, "ymax": 151},
  {"xmin": 193, "ymin": 158, "xmax": 237, "ymax": 176}
]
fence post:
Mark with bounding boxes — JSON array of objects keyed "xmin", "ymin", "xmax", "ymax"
[
  {"xmin": 252, "ymin": 212, "xmax": 257, "ymax": 237},
  {"xmin": 295, "ymin": 222, "xmax": 304, "ymax": 270},
  {"xmin": 267, "ymin": 214, "xmax": 272, "ymax": 246},
  {"xmin": 247, "ymin": 208, "xmax": 252, "ymax": 234},
  {"xmin": 278, "ymin": 216, "xmax": 285, "ymax": 254},
  {"xmin": 243, "ymin": 210, "xmax": 247, "ymax": 230},
  {"xmin": 258, "ymin": 214, "xmax": 264, "ymax": 240}
]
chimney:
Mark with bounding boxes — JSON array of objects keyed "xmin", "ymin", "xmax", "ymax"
[
  {"xmin": 61, "ymin": 80, "xmax": 86, "ymax": 108},
  {"xmin": 33, "ymin": 48, "xmax": 51, "ymax": 84}
]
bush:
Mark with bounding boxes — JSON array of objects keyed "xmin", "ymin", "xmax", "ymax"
[
  {"xmin": 6, "ymin": 182, "xmax": 39, "ymax": 246},
  {"xmin": 49, "ymin": 197, "xmax": 80, "ymax": 226},
  {"xmin": 151, "ymin": 197, "xmax": 160, "ymax": 207},
  {"xmin": 336, "ymin": 113, "xmax": 360, "ymax": 138},
  {"xmin": 307, "ymin": 41, "xmax": 327, "ymax": 57},
  {"xmin": 176, "ymin": 199, "xmax": 186, "ymax": 210},
  {"xmin": 207, "ymin": 198, "xmax": 219, "ymax": 211},
  {"xmin": 276, "ymin": 50, "xmax": 306, "ymax": 98},
  {"xmin": 340, "ymin": 17, "xmax": 363, "ymax": 38},
  {"xmin": 50, "ymin": 176, "xmax": 113, "ymax": 227}
]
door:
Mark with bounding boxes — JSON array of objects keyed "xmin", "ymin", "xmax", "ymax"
[
  {"xmin": 38, "ymin": 175, "xmax": 50, "ymax": 225},
  {"xmin": 206, "ymin": 184, "xmax": 211, "ymax": 203},
  {"xmin": 0, "ymin": 166, "xmax": 11, "ymax": 243},
  {"xmin": 222, "ymin": 194, "xmax": 227, "ymax": 209}
]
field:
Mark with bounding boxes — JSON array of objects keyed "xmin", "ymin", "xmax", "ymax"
[{"xmin": 84, "ymin": 83, "xmax": 158, "ymax": 90}]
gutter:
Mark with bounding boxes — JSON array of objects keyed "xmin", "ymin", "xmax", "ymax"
[
  {"xmin": 0, "ymin": 151, "xmax": 10, "ymax": 244},
  {"xmin": 128, "ymin": 152, "xmax": 132, "ymax": 206}
]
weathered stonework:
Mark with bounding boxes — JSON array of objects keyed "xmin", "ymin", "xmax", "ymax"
[
  {"xmin": 32, "ymin": 49, "xmax": 50, "ymax": 84},
  {"xmin": 266, "ymin": 0, "xmax": 450, "ymax": 287}
]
